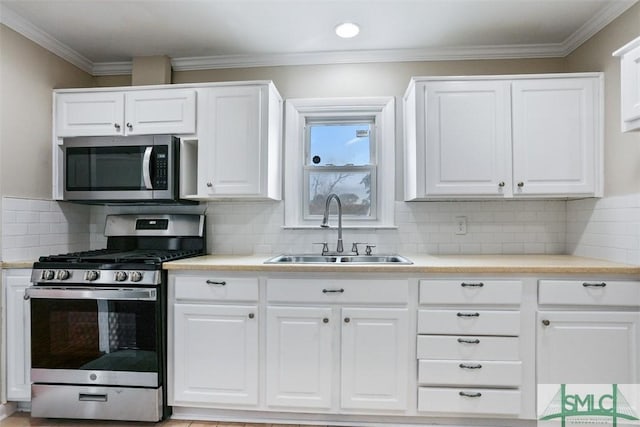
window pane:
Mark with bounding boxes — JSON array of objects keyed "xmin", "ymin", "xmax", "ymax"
[
  {"xmin": 308, "ymin": 123, "xmax": 371, "ymax": 166},
  {"xmin": 307, "ymin": 171, "xmax": 372, "ymax": 216}
]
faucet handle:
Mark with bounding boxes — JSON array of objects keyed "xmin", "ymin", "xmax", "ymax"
[
  {"xmin": 312, "ymin": 242, "xmax": 329, "ymax": 255},
  {"xmin": 365, "ymin": 244, "xmax": 376, "ymax": 256},
  {"xmin": 351, "ymin": 242, "xmax": 367, "ymax": 255}
]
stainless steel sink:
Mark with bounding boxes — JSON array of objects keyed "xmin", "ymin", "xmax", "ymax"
[{"xmin": 264, "ymin": 254, "xmax": 413, "ymax": 264}]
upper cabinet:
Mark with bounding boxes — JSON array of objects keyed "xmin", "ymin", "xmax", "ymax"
[
  {"xmin": 613, "ymin": 36, "xmax": 640, "ymax": 132},
  {"xmin": 55, "ymin": 89, "xmax": 196, "ymax": 137},
  {"xmin": 182, "ymin": 82, "xmax": 283, "ymax": 200},
  {"xmin": 404, "ymin": 73, "xmax": 603, "ymax": 200}
]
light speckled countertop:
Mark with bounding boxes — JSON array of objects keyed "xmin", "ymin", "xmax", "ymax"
[
  {"xmin": 1, "ymin": 260, "xmax": 35, "ymax": 269},
  {"xmin": 164, "ymin": 254, "xmax": 640, "ymax": 274}
]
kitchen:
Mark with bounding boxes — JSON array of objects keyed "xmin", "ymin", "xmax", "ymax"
[{"xmin": 1, "ymin": 0, "xmax": 640, "ymax": 426}]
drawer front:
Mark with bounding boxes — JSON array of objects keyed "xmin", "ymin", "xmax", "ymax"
[
  {"xmin": 267, "ymin": 279, "xmax": 409, "ymax": 304},
  {"xmin": 418, "ymin": 360, "xmax": 522, "ymax": 387},
  {"xmin": 173, "ymin": 275, "xmax": 259, "ymax": 302},
  {"xmin": 417, "ymin": 335, "xmax": 519, "ymax": 361},
  {"xmin": 420, "ymin": 279, "xmax": 522, "ymax": 305},
  {"xmin": 418, "ymin": 387, "xmax": 521, "ymax": 416},
  {"xmin": 539, "ymin": 280, "xmax": 640, "ymax": 306},
  {"xmin": 418, "ymin": 310, "xmax": 520, "ymax": 336}
]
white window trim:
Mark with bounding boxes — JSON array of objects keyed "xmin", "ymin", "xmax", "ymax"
[{"xmin": 284, "ymin": 97, "xmax": 396, "ymax": 229}]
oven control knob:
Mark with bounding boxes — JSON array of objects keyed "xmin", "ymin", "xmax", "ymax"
[
  {"xmin": 85, "ymin": 270, "xmax": 100, "ymax": 281},
  {"xmin": 114, "ymin": 271, "xmax": 128, "ymax": 282},
  {"xmin": 130, "ymin": 271, "xmax": 143, "ymax": 282},
  {"xmin": 42, "ymin": 270, "xmax": 55, "ymax": 280},
  {"xmin": 56, "ymin": 270, "xmax": 71, "ymax": 280}
]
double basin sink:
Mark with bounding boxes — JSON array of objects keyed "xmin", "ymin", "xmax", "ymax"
[{"xmin": 265, "ymin": 254, "xmax": 413, "ymax": 264}]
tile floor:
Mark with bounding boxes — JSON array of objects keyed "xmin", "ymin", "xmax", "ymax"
[{"xmin": 0, "ymin": 413, "xmax": 330, "ymax": 427}]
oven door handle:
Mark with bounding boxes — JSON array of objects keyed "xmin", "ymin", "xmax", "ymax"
[{"xmin": 25, "ymin": 287, "xmax": 157, "ymax": 301}]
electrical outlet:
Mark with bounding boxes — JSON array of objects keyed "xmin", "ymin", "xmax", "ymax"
[{"xmin": 455, "ymin": 216, "xmax": 467, "ymax": 235}]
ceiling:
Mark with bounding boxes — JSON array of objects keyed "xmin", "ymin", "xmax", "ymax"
[{"xmin": 0, "ymin": 0, "xmax": 637, "ymax": 75}]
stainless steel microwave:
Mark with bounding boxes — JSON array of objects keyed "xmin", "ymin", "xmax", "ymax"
[{"xmin": 62, "ymin": 135, "xmax": 187, "ymax": 203}]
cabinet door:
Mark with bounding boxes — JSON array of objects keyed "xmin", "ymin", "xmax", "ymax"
[
  {"xmin": 620, "ymin": 44, "xmax": 640, "ymax": 130},
  {"xmin": 512, "ymin": 78, "xmax": 599, "ymax": 196},
  {"xmin": 172, "ymin": 304, "xmax": 258, "ymax": 406},
  {"xmin": 55, "ymin": 92, "xmax": 124, "ymax": 136},
  {"xmin": 266, "ymin": 306, "xmax": 333, "ymax": 409},
  {"xmin": 125, "ymin": 89, "xmax": 196, "ymax": 135},
  {"xmin": 4, "ymin": 270, "xmax": 31, "ymax": 401},
  {"xmin": 537, "ymin": 311, "xmax": 640, "ymax": 384},
  {"xmin": 340, "ymin": 307, "xmax": 409, "ymax": 411},
  {"xmin": 423, "ymin": 81, "xmax": 511, "ymax": 197},
  {"xmin": 201, "ymin": 86, "xmax": 263, "ymax": 196}
]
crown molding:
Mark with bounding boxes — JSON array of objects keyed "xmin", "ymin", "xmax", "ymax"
[
  {"xmin": 2, "ymin": 0, "xmax": 637, "ymax": 76},
  {"xmin": 0, "ymin": 4, "xmax": 93, "ymax": 74},
  {"xmin": 559, "ymin": 0, "xmax": 637, "ymax": 56},
  {"xmin": 92, "ymin": 62, "xmax": 133, "ymax": 76}
]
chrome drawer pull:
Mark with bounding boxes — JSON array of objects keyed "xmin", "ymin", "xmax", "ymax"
[
  {"xmin": 323, "ymin": 288, "xmax": 345, "ymax": 294},
  {"xmin": 457, "ymin": 312, "xmax": 480, "ymax": 317},
  {"xmin": 459, "ymin": 391, "xmax": 482, "ymax": 398},
  {"xmin": 79, "ymin": 393, "xmax": 108, "ymax": 402},
  {"xmin": 583, "ymin": 282, "xmax": 606, "ymax": 288},
  {"xmin": 461, "ymin": 282, "xmax": 484, "ymax": 288},
  {"xmin": 459, "ymin": 363, "xmax": 482, "ymax": 369},
  {"xmin": 206, "ymin": 280, "xmax": 226, "ymax": 286},
  {"xmin": 457, "ymin": 338, "xmax": 480, "ymax": 344}
]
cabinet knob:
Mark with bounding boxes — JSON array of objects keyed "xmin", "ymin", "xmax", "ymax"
[
  {"xmin": 114, "ymin": 123, "xmax": 121, "ymax": 130},
  {"xmin": 542, "ymin": 319, "xmax": 550, "ymax": 326},
  {"xmin": 323, "ymin": 318, "xmax": 329, "ymax": 324},
  {"xmin": 248, "ymin": 313, "xmax": 255, "ymax": 319},
  {"xmin": 126, "ymin": 122, "xmax": 133, "ymax": 129},
  {"xmin": 206, "ymin": 182, "xmax": 213, "ymax": 188},
  {"xmin": 517, "ymin": 182, "xmax": 524, "ymax": 188},
  {"xmin": 344, "ymin": 317, "xmax": 350, "ymax": 323},
  {"xmin": 498, "ymin": 181, "xmax": 505, "ymax": 187}
]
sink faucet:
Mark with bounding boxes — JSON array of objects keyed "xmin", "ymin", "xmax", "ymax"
[{"xmin": 320, "ymin": 193, "xmax": 344, "ymax": 254}]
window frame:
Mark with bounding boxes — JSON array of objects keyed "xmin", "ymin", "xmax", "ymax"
[{"xmin": 284, "ymin": 97, "xmax": 395, "ymax": 229}]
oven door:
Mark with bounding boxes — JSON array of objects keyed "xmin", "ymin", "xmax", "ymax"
[{"xmin": 26, "ymin": 286, "xmax": 160, "ymax": 388}]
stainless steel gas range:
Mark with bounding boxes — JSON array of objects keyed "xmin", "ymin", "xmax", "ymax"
[{"xmin": 25, "ymin": 214, "xmax": 205, "ymax": 422}]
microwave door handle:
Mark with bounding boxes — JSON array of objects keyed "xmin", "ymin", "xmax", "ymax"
[{"xmin": 142, "ymin": 146, "xmax": 153, "ymax": 189}]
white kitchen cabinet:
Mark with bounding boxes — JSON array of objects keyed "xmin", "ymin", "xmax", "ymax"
[
  {"xmin": 340, "ymin": 307, "xmax": 409, "ymax": 411},
  {"xmin": 265, "ymin": 306, "xmax": 333, "ymax": 409},
  {"xmin": 54, "ymin": 88, "xmax": 196, "ymax": 137},
  {"xmin": 3, "ymin": 269, "xmax": 31, "ymax": 401},
  {"xmin": 172, "ymin": 304, "xmax": 259, "ymax": 406},
  {"xmin": 512, "ymin": 78, "xmax": 598, "ymax": 195},
  {"xmin": 186, "ymin": 83, "xmax": 282, "ymax": 200},
  {"xmin": 169, "ymin": 274, "xmax": 259, "ymax": 407},
  {"xmin": 265, "ymin": 279, "xmax": 410, "ymax": 413},
  {"xmin": 537, "ymin": 279, "xmax": 640, "ymax": 385},
  {"xmin": 404, "ymin": 73, "xmax": 602, "ymax": 200},
  {"xmin": 613, "ymin": 36, "xmax": 640, "ymax": 132}
]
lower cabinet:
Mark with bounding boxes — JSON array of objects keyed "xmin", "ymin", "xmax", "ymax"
[
  {"xmin": 265, "ymin": 279, "xmax": 410, "ymax": 413},
  {"xmin": 3, "ymin": 269, "xmax": 31, "ymax": 402},
  {"xmin": 169, "ymin": 274, "xmax": 260, "ymax": 407},
  {"xmin": 173, "ymin": 304, "xmax": 259, "ymax": 405}
]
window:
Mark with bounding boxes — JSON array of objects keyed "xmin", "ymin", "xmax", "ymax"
[{"xmin": 284, "ymin": 97, "xmax": 395, "ymax": 228}]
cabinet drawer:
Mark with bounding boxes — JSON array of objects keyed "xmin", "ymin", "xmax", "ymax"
[
  {"xmin": 418, "ymin": 310, "xmax": 520, "ymax": 336},
  {"xmin": 420, "ymin": 280, "xmax": 522, "ymax": 305},
  {"xmin": 173, "ymin": 276, "xmax": 258, "ymax": 302},
  {"xmin": 539, "ymin": 280, "xmax": 640, "ymax": 306},
  {"xmin": 418, "ymin": 387, "xmax": 521, "ymax": 416},
  {"xmin": 267, "ymin": 279, "xmax": 408, "ymax": 304},
  {"xmin": 417, "ymin": 335, "xmax": 519, "ymax": 361},
  {"xmin": 418, "ymin": 360, "xmax": 522, "ymax": 387}
]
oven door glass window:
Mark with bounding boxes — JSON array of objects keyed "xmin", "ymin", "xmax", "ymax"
[
  {"xmin": 66, "ymin": 146, "xmax": 148, "ymax": 191},
  {"xmin": 31, "ymin": 298, "xmax": 158, "ymax": 372}
]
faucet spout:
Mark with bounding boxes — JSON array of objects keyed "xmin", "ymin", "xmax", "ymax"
[{"xmin": 321, "ymin": 193, "xmax": 344, "ymax": 253}]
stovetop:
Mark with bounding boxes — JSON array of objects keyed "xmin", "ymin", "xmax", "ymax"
[{"xmin": 37, "ymin": 248, "xmax": 204, "ymax": 266}]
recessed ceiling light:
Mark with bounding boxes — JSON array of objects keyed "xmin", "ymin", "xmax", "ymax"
[{"xmin": 335, "ymin": 22, "xmax": 360, "ymax": 39}]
